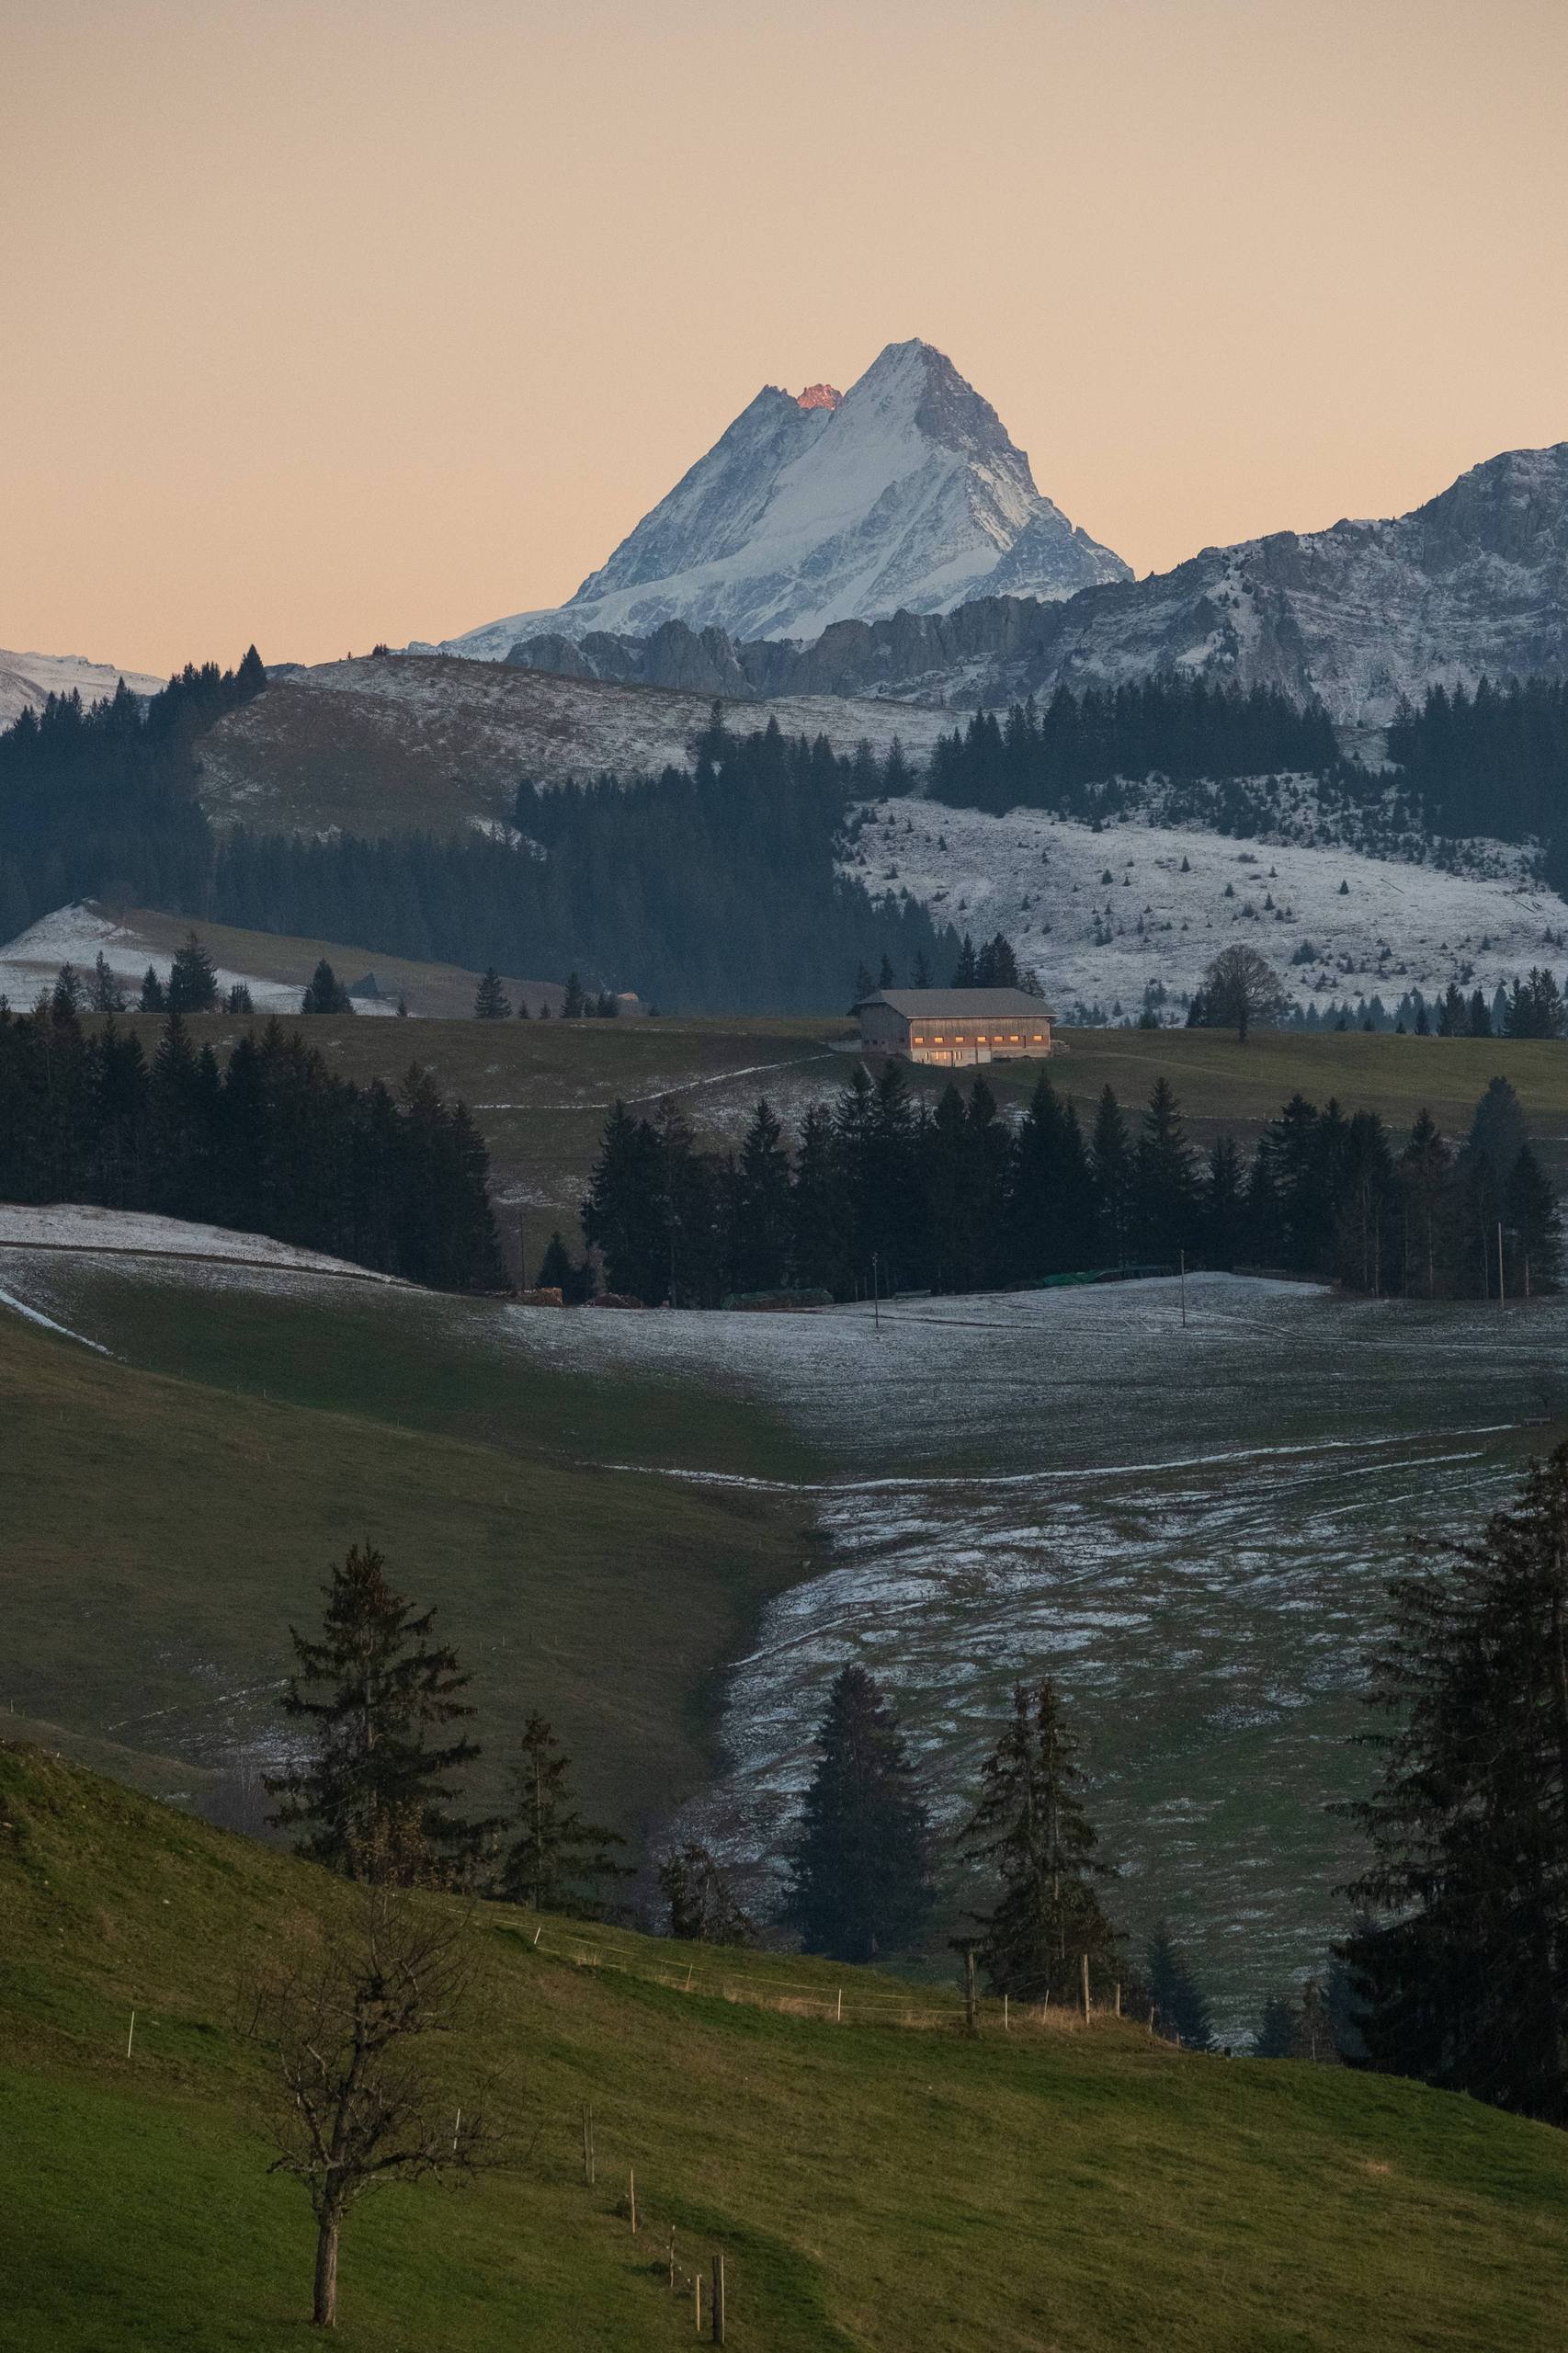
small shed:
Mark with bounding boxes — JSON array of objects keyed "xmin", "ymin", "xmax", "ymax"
[{"xmin": 854, "ymin": 988, "xmax": 1054, "ymax": 1066}]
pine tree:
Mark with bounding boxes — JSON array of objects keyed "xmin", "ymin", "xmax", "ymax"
[
  {"xmin": 1343, "ymin": 1444, "xmax": 1568, "ymax": 2120},
  {"xmin": 89, "ymin": 950, "xmax": 124, "ymax": 1012},
  {"xmin": 139, "ymin": 964, "xmax": 165, "ymax": 1013},
  {"xmin": 1132, "ymin": 1076, "xmax": 1198, "ymax": 1262},
  {"xmin": 730, "ymin": 1097, "xmax": 792, "ymax": 1293},
  {"xmin": 301, "ymin": 959, "xmax": 353, "ymax": 1015},
  {"xmin": 952, "ymin": 934, "xmax": 978, "ymax": 987},
  {"xmin": 1007, "ymin": 1072, "xmax": 1096, "ymax": 1279},
  {"xmin": 658, "ymin": 1845, "xmax": 754, "ymax": 1945},
  {"xmin": 267, "ymin": 1545, "xmax": 487, "ymax": 1885},
  {"xmin": 1254, "ymin": 1995, "xmax": 1297, "ymax": 2058},
  {"xmin": 166, "ymin": 930, "xmax": 220, "ymax": 1014},
  {"xmin": 473, "ymin": 966, "xmax": 511, "ymax": 1019},
  {"xmin": 959, "ymin": 1680, "xmax": 1118, "ymax": 2002},
  {"xmin": 1089, "ymin": 1086, "xmax": 1134, "ymax": 1267},
  {"xmin": 1145, "ymin": 1921, "xmax": 1214, "ymax": 2048},
  {"xmin": 495, "ymin": 1711, "xmax": 626, "ymax": 1915},
  {"xmin": 786, "ymin": 1665, "xmax": 933, "ymax": 1962},
  {"xmin": 1504, "ymin": 1141, "xmax": 1560, "ymax": 1293}
]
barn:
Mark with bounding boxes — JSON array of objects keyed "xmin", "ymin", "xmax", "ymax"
[{"xmin": 854, "ymin": 988, "xmax": 1054, "ymax": 1067}]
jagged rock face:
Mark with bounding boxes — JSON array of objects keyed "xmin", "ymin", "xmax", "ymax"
[
  {"xmin": 435, "ymin": 339, "xmax": 1128, "ymax": 659},
  {"xmin": 506, "ymin": 440, "xmax": 1568, "ymax": 726}
]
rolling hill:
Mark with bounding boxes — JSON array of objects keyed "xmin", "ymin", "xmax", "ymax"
[{"xmin": 6, "ymin": 1745, "xmax": 1568, "ymax": 2349}]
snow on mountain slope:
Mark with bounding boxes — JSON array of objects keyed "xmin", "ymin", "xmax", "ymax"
[
  {"xmin": 433, "ymin": 340, "xmax": 1127, "ymax": 659},
  {"xmin": 846, "ymin": 796, "xmax": 1568, "ymax": 1018},
  {"xmin": 0, "ymin": 646, "xmax": 166, "ymax": 728},
  {"xmin": 195, "ymin": 654, "xmax": 956, "ymax": 834},
  {"xmin": 634, "ymin": 439, "xmax": 1568, "ymax": 725}
]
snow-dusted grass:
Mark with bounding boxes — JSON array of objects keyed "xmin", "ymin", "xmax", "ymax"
[
  {"xmin": 0, "ymin": 904, "xmax": 393, "ymax": 1017},
  {"xmin": 9, "ymin": 1237, "xmax": 1566, "ymax": 2028},
  {"xmin": 0, "ymin": 1204, "xmax": 403, "ymax": 1281},
  {"xmin": 846, "ymin": 794, "xmax": 1568, "ymax": 1017}
]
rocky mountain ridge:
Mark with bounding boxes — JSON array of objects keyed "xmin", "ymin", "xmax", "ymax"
[
  {"xmin": 501, "ymin": 438, "xmax": 1568, "ymax": 727},
  {"xmin": 429, "ymin": 339, "xmax": 1128, "ymax": 659}
]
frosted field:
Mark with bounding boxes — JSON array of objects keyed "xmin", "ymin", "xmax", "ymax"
[
  {"xmin": 498, "ymin": 1275, "xmax": 1568, "ymax": 2025},
  {"xmin": 6, "ymin": 1243, "xmax": 1563, "ymax": 2029},
  {"xmin": 844, "ymin": 794, "xmax": 1568, "ymax": 1018}
]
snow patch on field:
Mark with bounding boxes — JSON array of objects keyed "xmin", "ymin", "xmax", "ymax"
[
  {"xmin": 0, "ymin": 904, "xmax": 397, "ymax": 1017},
  {"xmin": 0, "ymin": 1203, "xmax": 403, "ymax": 1280},
  {"xmin": 845, "ymin": 796, "xmax": 1568, "ymax": 1016}
]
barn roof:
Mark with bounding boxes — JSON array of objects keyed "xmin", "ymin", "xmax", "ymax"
[{"xmin": 856, "ymin": 988, "xmax": 1053, "ymax": 1019}]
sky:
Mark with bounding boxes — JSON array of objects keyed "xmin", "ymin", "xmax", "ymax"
[{"xmin": 4, "ymin": 0, "xmax": 1565, "ymax": 676}]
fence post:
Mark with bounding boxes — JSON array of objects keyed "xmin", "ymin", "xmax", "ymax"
[
  {"xmin": 711, "ymin": 2252, "xmax": 726, "ymax": 2344},
  {"xmin": 964, "ymin": 1948, "xmax": 978, "ymax": 2036},
  {"xmin": 1004, "ymin": 1993, "xmax": 1009, "ymax": 2031},
  {"xmin": 1080, "ymin": 1951, "xmax": 1090, "ymax": 2020},
  {"xmin": 695, "ymin": 2272, "xmax": 702, "ymax": 2333},
  {"xmin": 629, "ymin": 2167, "xmax": 637, "ymax": 2234},
  {"xmin": 582, "ymin": 2103, "xmax": 595, "ymax": 2186}
]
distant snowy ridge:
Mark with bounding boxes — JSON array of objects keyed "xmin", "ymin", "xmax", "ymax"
[
  {"xmin": 428, "ymin": 340, "xmax": 1127, "ymax": 659},
  {"xmin": 0, "ymin": 1203, "xmax": 403, "ymax": 1280},
  {"xmin": 0, "ymin": 646, "xmax": 167, "ymax": 729}
]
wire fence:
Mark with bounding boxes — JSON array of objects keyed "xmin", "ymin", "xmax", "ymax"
[{"xmin": 506, "ymin": 1916, "xmax": 1148, "ymax": 2037}]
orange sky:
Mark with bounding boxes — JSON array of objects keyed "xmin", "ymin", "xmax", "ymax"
[{"xmin": 4, "ymin": 0, "xmax": 1565, "ymax": 676}]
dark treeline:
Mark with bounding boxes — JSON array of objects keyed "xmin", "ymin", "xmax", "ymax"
[
  {"xmin": 1387, "ymin": 676, "xmax": 1568, "ymax": 864},
  {"xmin": 926, "ymin": 677, "xmax": 1340, "ymax": 819},
  {"xmin": 0, "ymin": 654, "xmax": 265, "ymax": 941},
  {"xmin": 0, "ymin": 1001, "xmax": 505, "ymax": 1289},
  {"xmin": 578, "ymin": 1064, "xmax": 1560, "ymax": 1308},
  {"xmin": 208, "ymin": 722, "xmax": 956, "ymax": 1013}
]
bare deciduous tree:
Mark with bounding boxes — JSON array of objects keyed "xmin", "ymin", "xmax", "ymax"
[
  {"xmin": 244, "ymin": 1887, "xmax": 496, "ymax": 2328},
  {"xmin": 1199, "ymin": 945, "xmax": 1289, "ymax": 1043}
]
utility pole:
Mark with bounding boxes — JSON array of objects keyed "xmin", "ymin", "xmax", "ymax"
[
  {"xmin": 1498, "ymin": 1219, "xmax": 1506, "ymax": 1311},
  {"xmin": 872, "ymin": 1250, "xmax": 881, "ymax": 1333}
]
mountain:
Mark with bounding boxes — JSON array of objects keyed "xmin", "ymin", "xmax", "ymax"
[
  {"xmin": 430, "ymin": 339, "xmax": 1129, "ymax": 659},
  {"xmin": 503, "ymin": 439, "xmax": 1568, "ymax": 727},
  {"xmin": 0, "ymin": 645, "xmax": 166, "ymax": 728}
]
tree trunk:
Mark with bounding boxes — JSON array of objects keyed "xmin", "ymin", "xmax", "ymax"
[{"xmin": 313, "ymin": 2210, "xmax": 341, "ymax": 2328}]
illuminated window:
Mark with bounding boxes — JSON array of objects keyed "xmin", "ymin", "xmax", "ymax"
[{"xmin": 1008, "ymin": 1034, "xmax": 1019, "ymax": 1042}]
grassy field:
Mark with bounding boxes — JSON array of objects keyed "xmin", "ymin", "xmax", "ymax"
[
  {"xmin": 5, "ymin": 1744, "xmax": 1567, "ymax": 2351},
  {"xmin": 0, "ymin": 1295, "xmax": 817, "ymax": 1843},
  {"xmin": 90, "ymin": 1012, "xmax": 1568, "ymax": 1255}
]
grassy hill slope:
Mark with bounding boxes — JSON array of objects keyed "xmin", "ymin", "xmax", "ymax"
[
  {"xmin": 5, "ymin": 1745, "xmax": 1566, "ymax": 2351},
  {"xmin": 0, "ymin": 1302, "xmax": 816, "ymax": 1839}
]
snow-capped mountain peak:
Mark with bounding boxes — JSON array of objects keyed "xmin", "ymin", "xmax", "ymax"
[{"xmin": 431, "ymin": 339, "xmax": 1128, "ymax": 660}]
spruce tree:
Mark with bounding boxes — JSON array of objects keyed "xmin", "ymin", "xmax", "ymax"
[
  {"xmin": 1089, "ymin": 1086, "xmax": 1134, "ymax": 1267},
  {"xmin": 301, "ymin": 959, "xmax": 353, "ymax": 1015},
  {"xmin": 1344, "ymin": 1443, "xmax": 1568, "ymax": 2120},
  {"xmin": 786, "ymin": 1665, "xmax": 933, "ymax": 1962},
  {"xmin": 730, "ymin": 1097, "xmax": 792, "ymax": 1293},
  {"xmin": 473, "ymin": 966, "xmax": 511, "ymax": 1019},
  {"xmin": 267, "ymin": 1545, "xmax": 486, "ymax": 1885},
  {"xmin": 1007, "ymin": 1071, "xmax": 1096, "ymax": 1279},
  {"xmin": 959, "ymin": 1680, "xmax": 1118, "ymax": 2003},
  {"xmin": 166, "ymin": 930, "xmax": 219, "ymax": 1014},
  {"xmin": 139, "ymin": 963, "xmax": 165, "ymax": 1013},
  {"xmin": 1132, "ymin": 1076, "xmax": 1198, "ymax": 1262},
  {"xmin": 495, "ymin": 1711, "xmax": 626, "ymax": 1915},
  {"xmin": 658, "ymin": 1844, "xmax": 754, "ymax": 1945},
  {"xmin": 1145, "ymin": 1921, "xmax": 1214, "ymax": 2048},
  {"xmin": 1254, "ymin": 1994, "xmax": 1297, "ymax": 2058}
]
